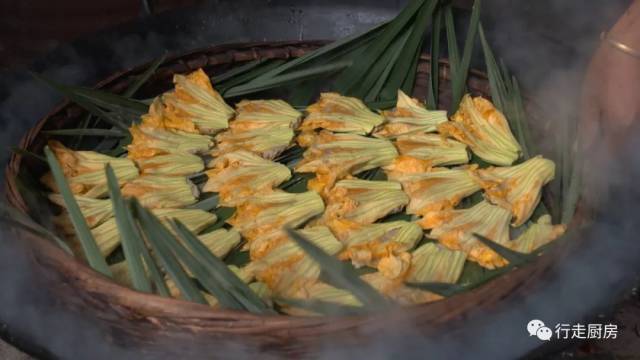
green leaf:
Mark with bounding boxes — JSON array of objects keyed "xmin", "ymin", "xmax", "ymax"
[
  {"xmin": 276, "ymin": 297, "xmax": 366, "ymax": 316},
  {"xmin": 134, "ymin": 219, "xmax": 171, "ymax": 297},
  {"xmin": 124, "ymin": 53, "xmax": 167, "ymax": 98},
  {"xmin": 213, "ymin": 59, "xmax": 269, "ymax": 83},
  {"xmin": 224, "ymin": 61, "xmax": 352, "ymax": 98},
  {"xmin": 376, "ymin": 0, "xmax": 439, "ymax": 100},
  {"xmin": 161, "ymin": 221, "xmax": 245, "ymax": 311},
  {"xmin": 478, "ymin": 23, "xmax": 506, "ymax": 111},
  {"xmin": 43, "ymin": 128, "xmax": 125, "ymax": 137},
  {"xmin": 427, "ymin": 8, "xmax": 443, "ymax": 109},
  {"xmin": 450, "ymin": 0, "xmax": 481, "ymax": 112},
  {"xmin": 218, "ymin": 59, "xmax": 287, "ymax": 92},
  {"xmin": 279, "ymin": 173, "xmax": 312, "ymax": 193},
  {"xmin": 334, "ymin": 0, "xmax": 430, "ymax": 94},
  {"xmin": 255, "ymin": 21, "xmax": 388, "ymax": 80},
  {"xmin": 405, "ymin": 281, "xmax": 466, "ymax": 297},
  {"xmin": 444, "ymin": 5, "xmax": 460, "ymax": 80},
  {"xmin": 172, "ymin": 221, "xmax": 273, "ymax": 314},
  {"xmin": 105, "ymin": 164, "xmax": 151, "ymax": 293},
  {"xmin": 44, "ymin": 146, "xmax": 111, "ymax": 276},
  {"xmin": 134, "ymin": 200, "xmax": 207, "ymax": 304},
  {"xmin": 472, "ymin": 233, "xmax": 531, "ymax": 265},
  {"xmin": 284, "ymin": 227, "xmax": 390, "ymax": 310},
  {"xmin": 187, "ymin": 194, "xmax": 219, "ymax": 211},
  {"xmin": 364, "ymin": 27, "xmax": 413, "ymax": 102},
  {"xmin": 32, "ymin": 73, "xmax": 130, "ymax": 131}
]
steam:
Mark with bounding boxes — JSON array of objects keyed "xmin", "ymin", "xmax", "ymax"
[{"xmin": 1, "ymin": 1, "xmax": 639, "ymax": 359}]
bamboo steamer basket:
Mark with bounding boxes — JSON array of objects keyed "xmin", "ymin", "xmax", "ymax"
[{"xmin": 4, "ymin": 41, "xmax": 572, "ymax": 358}]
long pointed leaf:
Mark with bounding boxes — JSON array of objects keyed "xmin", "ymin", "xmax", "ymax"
[
  {"xmin": 44, "ymin": 146, "xmax": 111, "ymax": 276},
  {"xmin": 334, "ymin": 0, "xmax": 428, "ymax": 94},
  {"xmin": 473, "ymin": 233, "xmax": 531, "ymax": 265},
  {"xmin": 172, "ymin": 221, "xmax": 273, "ymax": 314},
  {"xmin": 450, "ymin": 0, "xmax": 481, "ymax": 112},
  {"xmin": 134, "ymin": 201, "xmax": 207, "ymax": 304},
  {"xmin": 105, "ymin": 165, "xmax": 151, "ymax": 292},
  {"xmin": 444, "ymin": 5, "xmax": 460, "ymax": 79},
  {"xmin": 255, "ymin": 21, "xmax": 388, "ymax": 80},
  {"xmin": 213, "ymin": 59, "xmax": 268, "ymax": 83},
  {"xmin": 427, "ymin": 8, "xmax": 443, "ymax": 109},
  {"xmin": 162, "ymin": 222, "xmax": 245, "ymax": 311},
  {"xmin": 123, "ymin": 53, "xmax": 168, "ymax": 98},
  {"xmin": 284, "ymin": 227, "xmax": 389, "ymax": 310},
  {"xmin": 224, "ymin": 61, "xmax": 351, "ymax": 98}
]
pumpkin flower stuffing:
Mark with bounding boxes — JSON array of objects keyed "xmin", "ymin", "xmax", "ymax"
[
  {"xmin": 245, "ymin": 226, "xmax": 342, "ymax": 296},
  {"xmin": 213, "ymin": 126, "xmax": 294, "ymax": 160},
  {"xmin": 211, "ymin": 99, "xmax": 302, "ymax": 159},
  {"xmin": 474, "ymin": 155, "xmax": 556, "ymax": 226},
  {"xmin": 161, "ymin": 69, "xmax": 235, "ymax": 134},
  {"xmin": 426, "ymin": 200, "xmax": 512, "ymax": 269},
  {"xmin": 397, "ymin": 166, "xmax": 481, "ymax": 217},
  {"xmin": 92, "ymin": 208, "xmax": 217, "ymax": 256},
  {"xmin": 295, "ymin": 131, "xmax": 398, "ymax": 194},
  {"xmin": 127, "ymin": 123, "xmax": 213, "ymax": 160},
  {"xmin": 121, "ymin": 175, "xmax": 199, "ymax": 208},
  {"xmin": 203, "ymin": 150, "xmax": 291, "ymax": 206},
  {"xmin": 438, "ymin": 94, "xmax": 521, "ymax": 166},
  {"xmin": 322, "ymin": 179, "xmax": 409, "ymax": 230},
  {"xmin": 383, "ymin": 134, "xmax": 469, "ymax": 180},
  {"xmin": 300, "ymin": 92, "xmax": 384, "ymax": 135},
  {"xmin": 228, "ymin": 190, "xmax": 325, "ymax": 242},
  {"xmin": 509, "ymin": 215, "xmax": 566, "ymax": 254},
  {"xmin": 231, "ymin": 99, "xmax": 302, "ymax": 131},
  {"xmin": 338, "ymin": 221, "xmax": 422, "ymax": 269},
  {"xmin": 135, "ymin": 152, "xmax": 204, "ymax": 176},
  {"xmin": 374, "ymin": 90, "xmax": 448, "ymax": 138},
  {"xmin": 41, "ymin": 140, "xmax": 138, "ymax": 198}
]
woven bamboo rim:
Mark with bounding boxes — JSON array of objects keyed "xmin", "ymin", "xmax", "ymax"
[{"xmin": 3, "ymin": 41, "xmax": 572, "ymax": 356}]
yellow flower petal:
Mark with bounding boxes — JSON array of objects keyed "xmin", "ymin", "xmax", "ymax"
[
  {"xmin": 135, "ymin": 152, "xmax": 204, "ymax": 176},
  {"xmin": 162, "ymin": 69, "xmax": 234, "ymax": 134},
  {"xmin": 295, "ymin": 131, "xmax": 398, "ymax": 194},
  {"xmin": 374, "ymin": 90, "xmax": 448, "ymax": 138},
  {"xmin": 474, "ymin": 155, "xmax": 556, "ymax": 226},
  {"xmin": 338, "ymin": 221, "xmax": 422, "ymax": 268},
  {"xmin": 509, "ymin": 215, "xmax": 566, "ymax": 253},
  {"xmin": 228, "ymin": 190, "xmax": 325, "ymax": 243},
  {"xmin": 322, "ymin": 179, "xmax": 409, "ymax": 226},
  {"xmin": 397, "ymin": 166, "xmax": 481, "ymax": 217},
  {"xmin": 127, "ymin": 123, "xmax": 213, "ymax": 160},
  {"xmin": 300, "ymin": 92, "xmax": 384, "ymax": 135},
  {"xmin": 439, "ymin": 94, "xmax": 521, "ymax": 166},
  {"xmin": 92, "ymin": 208, "xmax": 216, "ymax": 256},
  {"xmin": 121, "ymin": 175, "xmax": 199, "ymax": 208},
  {"xmin": 426, "ymin": 200, "xmax": 512, "ymax": 269},
  {"xmin": 41, "ymin": 140, "xmax": 138, "ymax": 198},
  {"xmin": 203, "ymin": 150, "xmax": 291, "ymax": 206}
]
